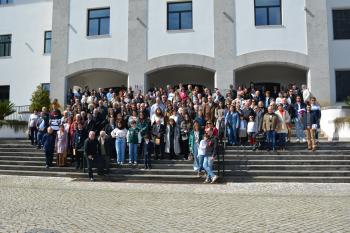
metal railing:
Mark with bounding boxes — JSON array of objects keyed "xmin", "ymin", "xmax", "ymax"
[{"xmin": 5, "ymin": 105, "xmax": 30, "ymax": 121}]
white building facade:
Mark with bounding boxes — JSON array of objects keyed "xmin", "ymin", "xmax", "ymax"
[{"xmin": 0, "ymin": 0, "xmax": 350, "ymax": 108}]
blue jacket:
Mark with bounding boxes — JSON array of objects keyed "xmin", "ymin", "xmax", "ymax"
[
  {"xmin": 42, "ymin": 133, "xmax": 56, "ymax": 153},
  {"xmin": 225, "ymin": 111, "xmax": 240, "ymax": 129}
]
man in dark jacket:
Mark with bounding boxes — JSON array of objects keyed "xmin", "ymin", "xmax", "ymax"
[
  {"xmin": 42, "ymin": 127, "xmax": 55, "ymax": 168},
  {"xmin": 73, "ymin": 122, "xmax": 87, "ymax": 169},
  {"xmin": 84, "ymin": 131, "xmax": 101, "ymax": 181},
  {"xmin": 303, "ymin": 105, "xmax": 319, "ymax": 151},
  {"xmin": 98, "ymin": 131, "xmax": 113, "ymax": 175}
]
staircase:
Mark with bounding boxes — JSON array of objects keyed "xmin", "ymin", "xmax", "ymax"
[
  {"xmin": 223, "ymin": 142, "xmax": 350, "ymax": 183},
  {"xmin": 0, "ymin": 139, "xmax": 202, "ymax": 183},
  {"xmin": 0, "ymin": 139, "xmax": 349, "ymax": 183}
]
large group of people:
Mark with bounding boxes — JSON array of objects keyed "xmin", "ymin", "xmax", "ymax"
[{"xmin": 27, "ymin": 82, "xmax": 321, "ymax": 182}]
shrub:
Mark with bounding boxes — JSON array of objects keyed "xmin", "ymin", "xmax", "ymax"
[
  {"xmin": 30, "ymin": 85, "xmax": 51, "ymax": 112},
  {"xmin": 345, "ymin": 96, "xmax": 350, "ymax": 107},
  {"xmin": 0, "ymin": 101, "xmax": 16, "ymax": 120}
]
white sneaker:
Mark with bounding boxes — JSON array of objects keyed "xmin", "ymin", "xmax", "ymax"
[
  {"xmin": 296, "ymin": 139, "xmax": 300, "ymax": 143},
  {"xmin": 302, "ymin": 138, "xmax": 307, "ymax": 143},
  {"xmin": 203, "ymin": 178, "xmax": 211, "ymax": 184},
  {"xmin": 133, "ymin": 162, "xmax": 138, "ymax": 165},
  {"xmin": 211, "ymin": 175, "xmax": 219, "ymax": 184}
]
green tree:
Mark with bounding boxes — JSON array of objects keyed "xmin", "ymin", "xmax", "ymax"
[
  {"xmin": 29, "ymin": 85, "xmax": 51, "ymax": 112},
  {"xmin": 0, "ymin": 101, "xmax": 16, "ymax": 120}
]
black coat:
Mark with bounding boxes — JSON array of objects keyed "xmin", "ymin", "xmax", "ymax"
[
  {"xmin": 152, "ymin": 124, "xmax": 166, "ymax": 141},
  {"xmin": 42, "ymin": 133, "xmax": 55, "ymax": 153}
]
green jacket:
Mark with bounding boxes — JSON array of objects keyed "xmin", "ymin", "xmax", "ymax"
[
  {"xmin": 127, "ymin": 127, "xmax": 140, "ymax": 144},
  {"xmin": 188, "ymin": 129, "xmax": 204, "ymax": 154},
  {"xmin": 137, "ymin": 119, "xmax": 150, "ymax": 137}
]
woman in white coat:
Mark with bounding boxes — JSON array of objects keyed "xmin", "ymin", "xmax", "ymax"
[
  {"xmin": 165, "ymin": 118, "xmax": 181, "ymax": 160},
  {"xmin": 275, "ymin": 104, "xmax": 291, "ymax": 150}
]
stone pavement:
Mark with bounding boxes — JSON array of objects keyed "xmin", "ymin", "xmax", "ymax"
[{"xmin": 0, "ymin": 176, "xmax": 350, "ymax": 233}]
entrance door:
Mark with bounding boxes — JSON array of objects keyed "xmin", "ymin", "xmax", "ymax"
[{"xmin": 254, "ymin": 82, "xmax": 280, "ymax": 92}]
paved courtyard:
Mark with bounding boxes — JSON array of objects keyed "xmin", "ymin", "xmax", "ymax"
[{"xmin": 0, "ymin": 176, "xmax": 350, "ymax": 233}]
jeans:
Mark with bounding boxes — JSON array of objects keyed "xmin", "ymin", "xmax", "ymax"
[
  {"xmin": 203, "ymin": 156, "xmax": 215, "ymax": 179},
  {"xmin": 129, "ymin": 143, "xmax": 138, "ymax": 163},
  {"xmin": 278, "ymin": 133, "xmax": 287, "ymax": 149},
  {"xmin": 30, "ymin": 127, "xmax": 38, "ymax": 145},
  {"xmin": 294, "ymin": 117, "xmax": 305, "ymax": 140},
  {"xmin": 37, "ymin": 131, "xmax": 44, "ymax": 148},
  {"xmin": 115, "ymin": 138, "xmax": 126, "ymax": 163},
  {"xmin": 144, "ymin": 152, "xmax": 151, "ymax": 168},
  {"xmin": 266, "ymin": 130, "xmax": 276, "ymax": 150},
  {"xmin": 227, "ymin": 126, "xmax": 237, "ymax": 145}
]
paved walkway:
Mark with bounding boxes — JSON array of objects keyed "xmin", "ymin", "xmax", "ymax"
[{"xmin": 0, "ymin": 176, "xmax": 350, "ymax": 233}]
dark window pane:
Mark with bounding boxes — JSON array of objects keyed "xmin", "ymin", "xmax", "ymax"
[
  {"xmin": 0, "ymin": 86, "xmax": 10, "ymax": 102},
  {"xmin": 255, "ymin": 0, "xmax": 280, "ymax": 7},
  {"xmin": 45, "ymin": 40, "xmax": 51, "ymax": 53},
  {"xmin": 5, "ymin": 43, "xmax": 10, "ymax": 56},
  {"xmin": 181, "ymin": 12, "xmax": 192, "ymax": 29},
  {"xmin": 255, "ymin": 8, "xmax": 268, "ymax": 26},
  {"xmin": 168, "ymin": 2, "xmax": 192, "ymax": 12},
  {"xmin": 333, "ymin": 10, "xmax": 350, "ymax": 40},
  {"xmin": 0, "ymin": 44, "xmax": 4, "ymax": 57},
  {"xmin": 89, "ymin": 9, "xmax": 110, "ymax": 18},
  {"xmin": 168, "ymin": 13, "xmax": 180, "ymax": 30},
  {"xmin": 336, "ymin": 71, "xmax": 350, "ymax": 102},
  {"xmin": 100, "ymin": 18, "xmax": 110, "ymax": 35},
  {"xmin": 45, "ymin": 31, "xmax": 52, "ymax": 39},
  {"xmin": 88, "ymin": 19, "xmax": 99, "ymax": 36},
  {"xmin": 269, "ymin": 7, "xmax": 281, "ymax": 25}
]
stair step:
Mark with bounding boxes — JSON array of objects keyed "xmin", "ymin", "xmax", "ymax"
[
  {"xmin": 224, "ymin": 150, "xmax": 350, "ymax": 155},
  {"xmin": 225, "ymin": 176, "xmax": 350, "ymax": 183},
  {"xmin": 226, "ymin": 165, "xmax": 350, "ymax": 171},
  {"xmin": 223, "ymin": 155, "xmax": 350, "ymax": 160},
  {"xmin": 226, "ymin": 170, "xmax": 350, "ymax": 177},
  {"xmin": 223, "ymin": 160, "xmax": 350, "ymax": 165}
]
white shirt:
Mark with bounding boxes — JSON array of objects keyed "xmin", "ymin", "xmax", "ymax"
[
  {"xmin": 28, "ymin": 114, "xmax": 39, "ymax": 128},
  {"xmin": 247, "ymin": 122, "xmax": 257, "ymax": 133},
  {"xmin": 111, "ymin": 128, "xmax": 128, "ymax": 139},
  {"xmin": 198, "ymin": 139, "xmax": 207, "ymax": 156}
]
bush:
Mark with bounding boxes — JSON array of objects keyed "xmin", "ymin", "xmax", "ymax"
[
  {"xmin": 0, "ymin": 101, "xmax": 16, "ymax": 120},
  {"xmin": 30, "ymin": 85, "xmax": 51, "ymax": 112}
]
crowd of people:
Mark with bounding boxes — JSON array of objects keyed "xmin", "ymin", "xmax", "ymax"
[{"xmin": 27, "ymin": 83, "xmax": 321, "ymax": 182}]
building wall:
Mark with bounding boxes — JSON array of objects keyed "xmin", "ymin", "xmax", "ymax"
[
  {"xmin": 147, "ymin": 0, "xmax": 215, "ymax": 59},
  {"xmin": 68, "ymin": 0, "xmax": 128, "ymax": 64},
  {"xmin": 326, "ymin": 0, "xmax": 350, "ymax": 104},
  {"xmin": 235, "ymin": 0, "xmax": 308, "ymax": 56},
  {"xmin": 0, "ymin": 0, "xmax": 52, "ymax": 106}
]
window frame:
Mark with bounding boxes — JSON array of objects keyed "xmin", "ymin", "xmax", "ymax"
[
  {"xmin": 0, "ymin": 34, "xmax": 11, "ymax": 57},
  {"xmin": 87, "ymin": 7, "xmax": 110, "ymax": 37},
  {"xmin": 254, "ymin": 0, "xmax": 282, "ymax": 26},
  {"xmin": 332, "ymin": 9, "xmax": 350, "ymax": 40},
  {"xmin": 44, "ymin": 31, "xmax": 52, "ymax": 54},
  {"xmin": 167, "ymin": 1, "xmax": 193, "ymax": 31}
]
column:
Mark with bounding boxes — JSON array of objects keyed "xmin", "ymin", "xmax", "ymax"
[
  {"xmin": 128, "ymin": 0, "xmax": 148, "ymax": 93},
  {"xmin": 50, "ymin": 0, "xmax": 70, "ymax": 106}
]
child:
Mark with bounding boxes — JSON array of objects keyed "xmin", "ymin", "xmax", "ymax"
[
  {"xmin": 127, "ymin": 120, "xmax": 141, "ymax": 165},
  {"xmin": 247, "ymin": 115, "xmax": 257, "ymax": 149},
  {"xmin": 238, "ymin": 115, "xmax": 247, "ymax": 146},
  {"xmin": 143, "ymin": 134, "xmax": 153, "ymax": 169}
]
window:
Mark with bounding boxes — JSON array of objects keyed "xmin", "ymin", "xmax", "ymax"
[
  {"xmin": 333, "ymin": 10, "xmax": 350, "ymax": 40},
  {"xmin": 42, "ymin": 83, "xmax": 50, "ymax": 93},
  {"xmin": 0, "ymin": 86, "xmax": 10, "ymax": 102},
  {"xmin": 87, "ymin": 8, "xmax": 110, "ymax": 36},
  {"xmin": 167, "ymin": 1, "xmax": 192, "ymax": 30},
  {"xmin": 44, "ymin": 31, "xmax": 51, "ymax": 54},
  {"xmin": 0, "ymin": 0, "xmax": 13, "ymax": 4},
  {"xmin": 336, "ymin": 71, "xmax": 350, "ymax": 102},
  {"xmin": 0, "ymin": 34, "xmax": 11, "ymax": 57},
  {"xmin": 255, "ymin": 0, "xmax": 282, "ymax": 26}
]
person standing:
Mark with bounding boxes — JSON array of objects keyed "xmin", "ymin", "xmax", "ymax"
[
  {"xmin": 142, "ymin": 134, "xmax": 153, "ymax": 169},
  {"xmin": 127, "ymin": 120, "xmax": 142, "ymax": 165},
  {"xmin": 152, "ymin": 119, "xmax": 166, "ymax": 160},
  {"xmin": 293, "ymin": 96, "xmax": 306, "ymax": 143},
  {"xmin": 111, "ymin": 121, "xmax": 128, "ymax": 165},
  {"xmin": 73, "ymin": 122, "xmax": 87, "ymax": 169},
  {"xmin": 303, "ymin": 105, "xmax": 319, "ymax": 151},
  {"xmin": 262, "ymin": 106, "xmax": 279, "ymax": 152},
  {"xmin": 225, "ymin": 105, "xmax": 240, "ymax": 146},
  {"xmin": 84, "ymin": 131, "xmax": 100, "ymax": 181},
  {"xmin": 165, "ymin": 118, "xmax": 180, "ymax": 160},
  {"xmin": 98, "ymin": 131, "xmax": 113, "ymax": 174},
  {"xmin": 189, "ymin": 122, "xmax": 204, "ymax": 176},
  {"xmin": 203, "ymin": 128, "xmax": 219, "ymax": 184},
  {"xmin": 36, "ymin": 111, "xmax": 47, "ymax": 149},
  {"xmin": 28, "ymin": 110, "xmax": 39, "ymax": 145},
  {"xmin": 55, "ymin": 125, "xmax": 68, "ymax": 167},
  {"xmin": 42, "ymin": 127, "xmax": 55, "ymax": 168},
  {"xmin": 275, "ymin": 104, "xmax": 291, "ymax": 150}
]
